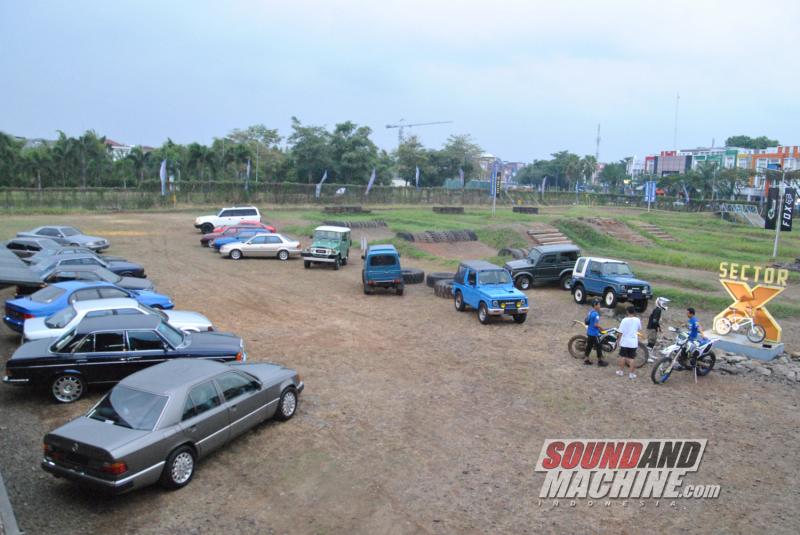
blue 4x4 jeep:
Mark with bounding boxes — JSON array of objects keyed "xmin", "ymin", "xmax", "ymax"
[
  {"xmin": 362, "ymin": 244, "xmax": 404, "ymax": 295},
  {"xmin": 570, "ymin": 256, "xmax": 652, "ymax": 311},
  {"xmin": 452, "ymin": 260, "xmax": 529, "ymax": 324}
]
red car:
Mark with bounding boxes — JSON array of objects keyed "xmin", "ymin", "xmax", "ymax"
[{"xmin": 200, "ymin": 223, "xmax": 277, "ymax": 247}]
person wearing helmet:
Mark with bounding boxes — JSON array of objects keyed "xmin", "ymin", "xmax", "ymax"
[
  {"xmin": 584, "ymin": 299, "xmax": 609, "ymax": 367},
  {"xmin": 646, "ymin": 297, "xmax": 670, "ymax": 362}
]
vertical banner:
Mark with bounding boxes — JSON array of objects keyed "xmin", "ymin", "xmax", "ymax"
[
  {"xmin": 643, "ymin": 181, "xmax": 656, "ymax": 202},
  {"xmin": 781, "ymin": 188, "xmax": 795, "ymax": 232},
  {"xmin": 415, "ymin": 166, "xmax": 420, "ymax": 190},
  {"xmin": 541, "ymin": 176, "xmax": 547, "ymax": 193},
  {"xmin": 458, "ymin": 168, "xmax": 465, "ymax": 187},
  {"xmin": 365, "ymin": 168, "xmax": 377, "ymax": 196},
  {"xmin": 765, "ymin": 187, "xmax": 779, "ymax": 230},
  {"xmin": 159, "ymin": 160, "xmax": 167, "ymax": 196},
  {"xmin": 315, "ymin": 170, "xmax": 328, "ymax": 199},
  {"xmin": 490, "ymin": 161, "xmax": 498, "ymax": 197}
]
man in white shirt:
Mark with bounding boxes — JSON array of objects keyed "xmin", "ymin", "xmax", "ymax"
[{"xmin": 616, "ymin": 306, "xmax": 642, "ymax": 379}]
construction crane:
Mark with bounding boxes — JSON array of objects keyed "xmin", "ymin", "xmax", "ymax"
[{"xmin": 386, "ymin": 119, "xmax": 453, "ymax": 145}]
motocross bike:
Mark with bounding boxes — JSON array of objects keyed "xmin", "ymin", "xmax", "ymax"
[
  {"xmin": 651, "ymin": 327, "xmax": 717, "ymax": 384},
  {"xmin": 567, "ymin": 320, "xmax": 648, "ymax": 368}
]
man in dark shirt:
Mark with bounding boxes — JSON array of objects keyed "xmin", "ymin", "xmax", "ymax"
[{"xmin": 646, "ymin": 297, "xmax": 669, "ymax": 361}]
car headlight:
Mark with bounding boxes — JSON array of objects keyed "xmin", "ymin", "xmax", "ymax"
[
  {"xmin": 620, "ymin": 285, "xmax": 627, "ymax": 292},
  {"xmin": 492, "ymin": 300, "xmax": 499, "ymax": 307}
]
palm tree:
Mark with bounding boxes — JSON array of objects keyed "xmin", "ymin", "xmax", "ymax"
[{"xmin": 126, "ymin": 146, "xmax": 150, "ymax": 187}]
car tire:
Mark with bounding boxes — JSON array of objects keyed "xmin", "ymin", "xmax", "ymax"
[
  {"xmin": 334, "ymin": 257, "xmax": 341, "ymax": 270},
  {"xmin": 572, "ymin": 284, "xmax": 586, "ymax": 304},
  {"xmin": 229, "ymin": 249, "xmax": 242, "ymax": 260},
  {"xmin": 513, "ymin": 313, "xmax": 527, "ymax": 324},
  {"xmin": 51, "ymin": 374, "xmax": 86, "ymax": 403},
  {"xmin": 454, "ymin": 290, "xmax": 466, "ymax": 311},
  {"xmin": 200, "ymin": 223, "xmax": 214, "ymax": 234},
  {"xmin": 277, "ymin": 250, "xmax": 290, "ymax": 261},
  {"xmin": 304, "ymin": 261, "xmax": 311, "ymax": 269},
  {"xmin": 603, "ymin": 289, "xmax": 618, "ymax": 309},
  {"xmin": 275, "ymin": 387, "xmax": 298, "ymax": 421},
  {"xmin": 426, "ymin": 272, "xmax": 455, "ymax": 288},
  {"xmin": 559, "ymin": 273, "xmax": 572, "ymax": 291},
  {"xmin": 341, "ymin": 256, "xmax": 348, "ymax": 266},
  {"xmin": 396, "ymin": 284, "xmax": 404, "ymax": 296},
  {"xmin": 401, "ymin": 268, "xmax": 425, "ymax": 284},
  {"xmin": 478, "ymin": 302, "xmax": 490, "ymax": 324},
  {"xmin": 160, "ymin": 445, "xmax": 196, "ymax": 490},
  {"xmin": 515, "ymin": 275, "xmax": 532, "ymax": 291}
]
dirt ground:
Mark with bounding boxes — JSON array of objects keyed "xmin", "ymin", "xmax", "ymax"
[{"xmin": 1, "ymin": 211, "xmax": 799, "ymax": 535}]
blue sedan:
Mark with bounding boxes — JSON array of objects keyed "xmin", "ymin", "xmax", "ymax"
[
  {"xmin": 3, "ymin": 281, "xmax": 174, "ymax": 332},
  {"xmin": 212, "ymin": 230, "xmax": 261, "ymax": 250}
]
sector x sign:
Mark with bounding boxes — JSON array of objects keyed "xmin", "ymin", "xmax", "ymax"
[{"xmin": 715, "ymin": 263, "xmax": 788, "ymax": 343}]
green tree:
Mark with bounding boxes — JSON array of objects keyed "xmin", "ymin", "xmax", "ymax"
[
  {"xmin": 599, "ymin": 160, "xmax": 628, "ymax": 193},
  {"xmin": 287, "ymin": 117, "xmax": 331, "ymax": 183},
  {"xmin": 328, "ymin": 121, "xmax": 379, "ymax": 183},
  {"xmin": 725, "ymin": 135, "xmax": 780, "ymax": 149},
  {"xmin": 0, "ymin": 132, "xmax": 23, "ymax": 186},
  {"xmin": 395, "ymin": 135, "xmax": 428, "ymax": 186}
]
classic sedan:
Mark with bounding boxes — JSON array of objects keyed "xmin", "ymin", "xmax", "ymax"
[
  {"xmin": 5, "ymin": 315, "xmax": 246, "ymax": 403},
  {"xmin": 27, "ymin": 246, "xmax": 127, "ymax": 266},
  {"xmin": 24, "ymin": 297, "xmax": 214, "ymax": 341},
  {"xmin": 16, "ymin": 265, "xmax": 155, "ymax": 297},
  {"xmin": 200, "ymin": 225, "xmax": 273, "ymax": 247},
  {"xmin": 33, "ymin": 253, "xmax": 145, "ymax": 278},
  {"xmin": 17, "ymin": 226, "xmax": 110, "ymax": 251},
  {"xmin": 4, "ymin": 281, "xmax": 174, "ymax": 332},
  {"xmin": 41, "ymin": 358, "xmax": 301, "ymax": 493},
  {"xmin": 219, "ymin": 233, "xmax": 301, "ymax": 261}
]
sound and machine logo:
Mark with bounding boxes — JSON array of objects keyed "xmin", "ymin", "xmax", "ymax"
[{"xmin": 535, "ymin": 439, "xmax": 720, "ymax": 505}]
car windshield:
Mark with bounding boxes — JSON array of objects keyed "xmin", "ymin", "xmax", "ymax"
[
  {"xmin": 61, "ymin": 227, "xmax": 80, "ymax": 237},
  {"xmin": 88, "ymin": 385, "xmax": 168, "ymax": 431},
  {"xmin": 478, "ymin": 269, "xmax": 511, "ymax": 285},
  {"xmin": 140, "ymin": 303, "xmax": 167, "ymax": 320},
  {"xmin": 314, "ymin": 230, "xmax": 341, "ymax": 241},
  {"xmin": 30, "ymin": 285, "xmax": 65, "ymax": 303},
  {"xmin": 528, "ymin": 250, "xmax": 541, "ymax": 263},
  {"xmin": 45, "ymin": 305, "xmax": 78, "ymax": 328},
  {"xmin": 602, "ymin": 263, "xmax": 633, "ymax": 276},
  {"xmin": 157, "ymin": 321, "xmax": 184, "ymax": 347}
]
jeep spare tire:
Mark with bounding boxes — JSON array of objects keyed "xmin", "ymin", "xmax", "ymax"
[
  {"xmin": 401, "ymin": 268, "xmax": 425, "ymax": 284},
  {"xmin": 433, "ymin": 279, "xmax": 454, "ymax": 298},
  {"xmin": 426, "ymin": 272, "xmax": 455, "ymax": 288}
]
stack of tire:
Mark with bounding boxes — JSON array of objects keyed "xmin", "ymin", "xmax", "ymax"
[
  {"xmin": 322, "ymin": 220, "xmax": 387, "ymax": 229},
  {"xmin": 427, "ymin": 272, "xmax": 455, "ymax": 298},
  {"xmin": 498, "ymin": 247, "xmax": 529, "ymax": 259},
  {"xmin": 396, "ymin": 230, "xmax": 478, "ymax": 243},
  {"xmin": 401, "ymin": 268, "xmax": 425, "ymax": 284}
]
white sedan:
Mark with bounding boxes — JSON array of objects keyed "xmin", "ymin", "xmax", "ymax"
[
  {"xmin": 23, "ymin": 297, "xmax": 214, "ymax": 341},
  {"xmin": 219, "ymin": 233, "xmax": 301, "ymax": 261}
]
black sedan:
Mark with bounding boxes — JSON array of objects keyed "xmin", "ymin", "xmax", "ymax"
[
  {"xmin": 33, "ymin": 253, "xmax": 145, "ymax": 278},
  {"xmin": 15, "ymin": 265, "xmax": 155, "ymax": 296},
  {"xmin": 3, "ymin": 315, "xmax": 246, "ymax": 403}
]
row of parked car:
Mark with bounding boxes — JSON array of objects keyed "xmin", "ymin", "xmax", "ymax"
[{"xmin": 1, "ymin": 223, "xmax": 304, "ymax": 494}]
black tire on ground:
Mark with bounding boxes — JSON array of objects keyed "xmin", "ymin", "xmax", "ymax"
[
  {"xmin": 433, "ymin": 279, "xmax": 453, "ymax": 298},
  {"xmin": 467, "ymin": 230, "xmax": 478, "ymax": 241},
  {"xmin": 160, "ymin": 445, "xmax": 196, "ymax": 490},
  {"xmin": 513, "ymin": 313, "xmax": 527, "ymax": 324},
  {"xmin": 334, "ymin": 257, "xmax": 341, "ymax": 270},
  {"xmin": 478, "ymin": 302, "xmax": 490, "ymax": 324},
  {"xmin": 396, "ymin": 232, "xmax": 415, "ymax": 242},
  {"xmin": 341, "ymin": 256, "xmax": 348, "ymax": 266},
  {"xmin": 401, "ymin": 268, "xmax": 425, "ymax": 284},
  {"xmin": 498, "ymin": 248, "xmax": 512, "ymax": 257},
  {"xmin": 454, "ymin": 290, "xmax": 466, "ymax": 311},
  {"xmin": 633, "ymin": 342, "xmax": 649, "ymax": 368},
  {"xmin": 275, "ymin": 387, "xmax": 299, "ymax": 421},
  {"xmin": 200, "ymin": 223, "xmax": 214, "ymax": 234},
  {"xmin": 651, "ymin": 357, "xmax": 673, "ymax": 384},
  {"xmin": 51, "ymin": 373, "xmax": 86, "ymax": 403},
  {"xmin": 572, "ymin": 284, "xmax": 586, "ymax": 304},
  {"xmin": 696, "ymin": 350, "xmax": 716, "ymax": 376},
  {"xmin": 426, "ymin": 272, "xmax": 455, "ymax": 288},
  {"xmin": 603, "ymin": 289, "xmax": 618, "ymax": 309},
  {"xmin": 633, "ymin": 298, "xmax": 648, "ymax": 313},
  {"xmin": 559, "ymin": 273, "xmax": 572, "ymax": 291},
  {"xmin": 510, "ymin": 248, "xmax": 526, "ymax": 259},
  {"xmin": 396, "ymin": 284, "xmax": 404, "ymax": 296},
  {"xmin": 567, "ymin": 335, "xmax": 587, "ymax": 359},
  {"xmin": 304, "ymin": 260, "xmax": 311, "ymax": 269},
  {"xmin": 515, "ymin": 275, "xmax": 532, "ymax": 291}
]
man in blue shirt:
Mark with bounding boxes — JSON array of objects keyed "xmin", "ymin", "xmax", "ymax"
[
  {"xmin": 687, "ymin": 307, "xmax": 701, "ymax": 341},
  {"xmin": 584, "ymin": 299, "xmax": 609, "ymax": 366}
]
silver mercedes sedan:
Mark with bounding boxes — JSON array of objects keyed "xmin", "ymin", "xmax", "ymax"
[
  {"xmin": 41, "ymin": 359, "xmax": 303, "ymax": 494},
  {"xmin": 218, "ymin": 233, "xmax": 301, "ymax": 260}
]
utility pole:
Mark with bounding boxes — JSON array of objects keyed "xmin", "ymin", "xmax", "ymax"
[
  {"xmin": 594, "ymin": 123, "xmax": 601, "ymax": 184},
  {"xmin": 673, "ymin": 93, "xmax": 680, "ymax": 150}
]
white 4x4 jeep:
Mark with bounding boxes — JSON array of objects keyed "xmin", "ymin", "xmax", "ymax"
[{"xmin": 194, "ymin": 206, "xmax": 261, "ymax": 234}]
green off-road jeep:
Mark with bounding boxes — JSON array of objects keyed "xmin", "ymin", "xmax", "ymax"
[{"xmin": 301, "ymin": 225, "xmax": 351, "ymax": 270}]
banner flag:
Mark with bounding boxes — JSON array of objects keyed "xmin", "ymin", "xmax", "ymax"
[
  {"xmin": 415, "ymin": 166, "xmax": 420, "ymax": 190},
  {"xmin": 315, "ymin": 170, "xmax": 328, "ymax": 199},
  {"xmin": 365, "ymin": 168, "xmax": 377, "ymax": 195},
  {"xmin": 159, "ymin": 160, "xmax": 167, "ymax": 196}
]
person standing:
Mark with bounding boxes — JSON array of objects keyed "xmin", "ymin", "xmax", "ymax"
[
  {"xmin": 617, "ymin": 306, "xmax": 643, "ymax": 379},
  {"xmin": 687, "ymin": 307, "xmax": 702, "ymax": 342},
  {"xmin": 584, "ymin": 299, "xmax": 608, "ymax": 367},
  {"xmin": 646, "ymin": 297, "xmax": 670, "ymax": 362}
]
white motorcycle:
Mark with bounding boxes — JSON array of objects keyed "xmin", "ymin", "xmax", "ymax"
[{"xmin": 651, "ymin": 327, "xmax": 717, "ymax": 385}]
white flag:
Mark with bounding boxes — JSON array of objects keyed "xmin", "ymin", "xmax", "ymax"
[
  {"xmin": 415, "ymin": 166, "xmax": 420, "ymax": 189},
  {"xmin": 459, "ymin": 168, "xmax": 465, "ymax": 187},
  {"xmin": 159, "ymin": 160, "xmax": 167, "ymax": 196},
  {"xmin": 365, "ymin": 168, "xmax": 377, "ymax": 195},
  {"xmin": 315, "ymin": 170, "xmax": 328, "ymax": 198}
]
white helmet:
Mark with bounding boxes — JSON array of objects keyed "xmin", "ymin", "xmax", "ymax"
[{"xmin": 656, "ymin": 297, "xmax": 670, "ymax": 310}]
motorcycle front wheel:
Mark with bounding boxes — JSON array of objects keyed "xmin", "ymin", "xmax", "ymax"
[
  {"xmin": 695, "ymin": 350, "xmax": 716, "ymax": 376},
  {"xmin": 651, "ymin": 357, "xmax": 674, "ymax": 384},
  {"xmin": 567, "ymin": 335, "xmax": 587, "ymax": 359}
]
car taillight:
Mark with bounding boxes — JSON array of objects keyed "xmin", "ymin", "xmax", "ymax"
[
  {"xmin": 43, "ymin": 443, "xmax": 62, "ymax": 460},
  {"xmin": 236, "ymin": 352, "xmax": 243, "ymax": 361},
  {"xmin": 207, "ymin": 326, "xmax": 214, "ymax": 331},
  {"xmin": 101, "ymin": 461, "xmax": 128, "ymax": 476},
  {"xmin": 23, "ymin": 313, "xmax": 34, "ymax": 319}
]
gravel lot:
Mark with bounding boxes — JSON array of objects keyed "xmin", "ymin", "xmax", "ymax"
[{"xmin": 1, "ymin": 211, "xmax": 799, "ymax": 535}]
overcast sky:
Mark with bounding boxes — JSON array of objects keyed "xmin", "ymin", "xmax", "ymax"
[{"xmin": 1, "ymin": 0, "xmax": 798, "ymax": 162}]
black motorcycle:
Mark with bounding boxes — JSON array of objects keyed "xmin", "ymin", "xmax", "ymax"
[
  {"xmin": 567, "ymin": 320, "xmax": 648, "ymax": 368},
  {"xmin": 651, "ymin": 327, "xmax": 717, "ymax": 384}
]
